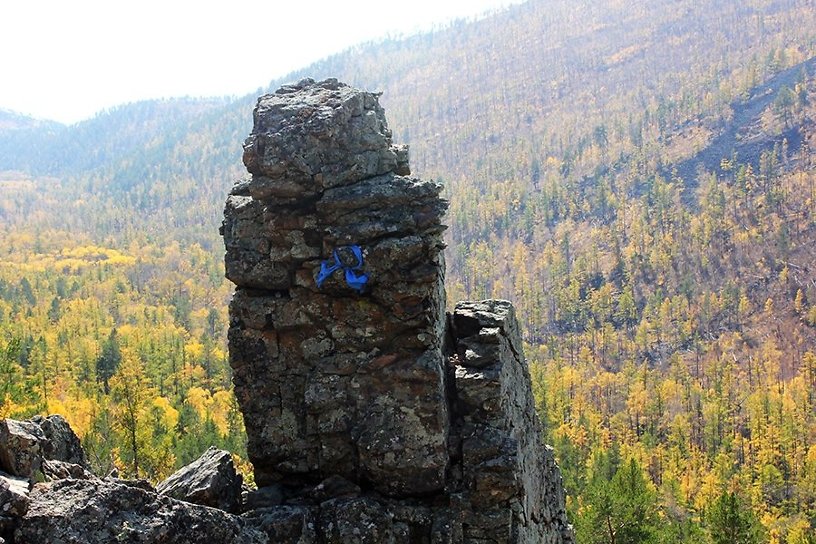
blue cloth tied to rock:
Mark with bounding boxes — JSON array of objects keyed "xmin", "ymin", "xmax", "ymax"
[{"xmin": 316, "ymin": 245, "xmax": 369, "ymax": 293}]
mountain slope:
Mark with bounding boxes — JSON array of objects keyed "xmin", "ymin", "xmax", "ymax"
[
  {"xmin": 675, "ymin": 55, "xmax": 816, "ymax": 188},
  {"xmin": 2, "ymin": 0, "xmax": 816, "ymax": 541},
  {"xmin": 0, "ymin": 109, "xmax": 62, "ymax": 131},
  {"xmin": 2, "ymin": 0, "xmax": 814, "ymax": 237}
]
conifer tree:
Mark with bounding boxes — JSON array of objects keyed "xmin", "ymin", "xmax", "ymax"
[
  {"xmin": 706, "ymin": 491, "xmax": 763, "ymax": 544},
  {"xmin": 96, "ymin": 329, "xmax": 121, "ymax": 395}
]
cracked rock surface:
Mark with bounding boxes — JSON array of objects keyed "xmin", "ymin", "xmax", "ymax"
[
  {"xmin": 224, "ymin": 78, "xmax": 450, "ymax": 496},
  {"xmin": 223, "ymin": 78, "xmax": 574, "ymax": 543},
  {"xmin": 17, "ymin": 479, "xmax": 267, "ymax": 544},
  {"xmin": 156, "ymin": 446, "xmax": 243, "ymax": 513}
]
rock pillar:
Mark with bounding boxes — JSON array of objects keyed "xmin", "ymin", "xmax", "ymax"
[
  {"xmin": 223, "ymin": 78, "xmax": 574, "ymax": 543},
  {"xmin": 223, "ymin": 78, "xmax": 450, "ymax": 495}
]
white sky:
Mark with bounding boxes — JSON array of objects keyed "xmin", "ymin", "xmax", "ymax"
[{"xmin": 0, "ymin": 0, "xmax": 523, "ymax": 124}]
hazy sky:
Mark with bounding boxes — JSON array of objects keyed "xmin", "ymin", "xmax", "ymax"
[{"xmin": 1, "ymin": 0, "xmax": 522, "ymax": 124}]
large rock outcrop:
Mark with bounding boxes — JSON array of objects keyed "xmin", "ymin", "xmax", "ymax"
[
  {"xmin": 223, "ymin": 77, "xmax": 449, "ymax": 495},
  {"xmin": 17, "ymin": 479, "xmax": 266, "ymax": 544},
  {"xmin": 223, "ymin": 78, "xmax": 573, "ymax": 543},
  {"xmin": 0, "ymin": 428, "xmax": 261, "ymax": 544}
]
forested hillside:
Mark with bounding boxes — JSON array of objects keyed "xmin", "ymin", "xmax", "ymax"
[{"xmin": 2, "ymin": 0, "xmax": 816, "ymax": 541}]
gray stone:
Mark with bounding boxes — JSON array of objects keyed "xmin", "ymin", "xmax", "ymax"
[
  {"xmin": 40, "ymin": 459, "xmax": 94, "ymax": 481},
  {"xmin": 243, "ymin": 505, "xmax": 316, "ymax": 543},
  {"xmin": 16, "ymin": 479, "xmax": 267, "ymax": 544},
  {"xmin": 0, "ymin": 473, "xmax": 29, "ymax": 517},
  {"xmin": 0, "ymin": 416, "xmax": 98, "ymax": 542},
  {"xmin": 156, "ymin": 446, "xmax": 243, "ymax": 513},
  {"xmin": 0, "ymin": 415, "xmax": 92, "ymax": 484},
  {"xmin": 448, "ymin": 300, "xmax": 574, "ymax": 542},
  {"xmin": 0, "ymin": 419, "xmax": 45, "ymax": 479},
  {"xmin": 242, "ymin": 78, "xmax": 402, "ymax": 191},
  {"xmin": 223, "ymin": 79, "xmax": 573, "ymax": 543},
  {"xmin": 317, "ymin": 498, "xmax": 396, "ymax": 544},
  {"xmin": 32, "ymin": 415, "xmax": 89, "ymax": 469},
  {"xmin": 225, "ymin": 79, "xmax": 450, "ymax": 495}
]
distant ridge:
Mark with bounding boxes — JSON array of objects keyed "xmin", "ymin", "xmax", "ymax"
[{"xmin": 0, "ymin": 108, "xmax": 62, "ymax": 131}]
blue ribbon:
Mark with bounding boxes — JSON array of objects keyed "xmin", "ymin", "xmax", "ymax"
[{"xmin": 316, "ymin": 245, "xmax": 369, "ymax": 293}]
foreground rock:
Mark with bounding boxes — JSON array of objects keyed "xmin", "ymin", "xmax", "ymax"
[
  {"xmin": 0, "ymin": 418, "xmax": 262, "ymax": 544},
  {"xmin": 0, "ymin": 419, "xmax": 44, "ymax": 480},
  {"xmin": 0, "ymin": 473, "xmax": 29, "ymax": 539},
  {"xmin": 0, "ymin": 415, "xmax": 96, "ymax": 542},
  {"xmin": 157, "ymin": 446, "xmax": 243, "ymax": 513},
  {"xmin": 448, "ymin": 300, "xmax": 574, "ymax": 543},
  {"xmin": 0, "ymin": 415, "xmax": 91, "ymax": 483},
  {"xmin": 16, "ymin": 479, "xmax": 267, "ymax": 544},
  {"xmin": 33, "ymin": 415, "xmax": 88, "ymax": 469},
  {"xmin": 224, "ymin": 79, "xmax": 573, "ymax": 543},
  {"xmin": 0, "ymin": 475, "xmax": 29, "ymax": 518}
]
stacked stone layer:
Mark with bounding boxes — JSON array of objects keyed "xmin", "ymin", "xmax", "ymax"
[
  {"xmin": 448, "ymin": 301, "xmax": 574, "ymax": 543},
  {"xmin": 223, "ymin": 78, "xmax": 450, "ymax": 494},
  {"xmin": 223, "ymin": 78, "xmax": 574, "ymax": 543}
]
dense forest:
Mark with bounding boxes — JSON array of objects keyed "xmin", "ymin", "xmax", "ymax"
[{"xmin": 2, "ymin": 0, "xmax": 816, "ymax": 541}]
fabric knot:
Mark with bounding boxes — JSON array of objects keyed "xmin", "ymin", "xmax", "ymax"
[{"xmin": 316, "ymin": 245, "xmax": 369, "ymax": 293}]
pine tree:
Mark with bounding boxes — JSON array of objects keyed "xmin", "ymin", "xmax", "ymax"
[
  {"xmin": 706, "ymin": 491, "xmax": 763, "ymax": 544},
  {"xmin": 577, "ymin": 454, "xmax": 660, "ymax": 544},
  {"xmin": 96, "ymin": 329, "xmax": 122, "ymax": 395}
]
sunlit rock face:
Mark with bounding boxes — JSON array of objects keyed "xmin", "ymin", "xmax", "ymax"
[
  {"xmin": 223, "ymin": 78, "xmax": 574, "ymax": 543},
  {"xmin": 224, "ymin": 77, "xmax": 449, "ymax": 495}
]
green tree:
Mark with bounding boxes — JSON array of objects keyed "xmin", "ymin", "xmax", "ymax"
[
  {"xmin": 706, "ymin": 491, "xmax": 763, "ymax": 544},
  {"xmin": 47, "ymin": 297, "xmax": 61, "ymax": 323},
  {"xmin": 96, "ymin": 329, "xmax": 121, "ymax": 395},
  {"xmin": 111, "ymin": 356, "xmax": 150, "ymax": 478},
  {"xmin": 774, "ymin": 85, "xmax": 796, "ymax": 127},
  {"xmin": 577, "ymin": 455, "xmax": 661, "ymax": 544},
  {"xmin": 19, "ymin": 278, "xmax": 36, "ymax": 306},
  {"xmin": 0, "ymin": 338, "xmax": 25, "ymax": 414}
]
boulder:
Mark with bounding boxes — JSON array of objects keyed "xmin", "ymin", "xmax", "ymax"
[
  {"xmin": 241, "ymin": 77, "xmax": 408, "ymax": 191},
  {"xmin": 0, "ymin": 415, "xmax": 96, "ymax": 543},
  {"xmin": 156, "ymin": 446, "xmax": 243, "ymax": 513},
  {"xmin": 0, "ymin": 415, "xmax": 92, "ymax": 483},
  {"xmin": 16, "ymin": 479, "xmax": 267, "ymax": 544},
  {"xmin": 32, "ymin": 415, "xmax": 89, "ymax": 469},
  {"xmin": 0, "ymin": 473, "xmax": 29, "ymax": 517},
  {"xmin": 0, "ymin": 420, "xmax": 45, "ymax": 479}
]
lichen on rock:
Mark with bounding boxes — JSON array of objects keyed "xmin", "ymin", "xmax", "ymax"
[{"xmin": 223, "ymin": 78, "xmax": 574, "ymax": 543}]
